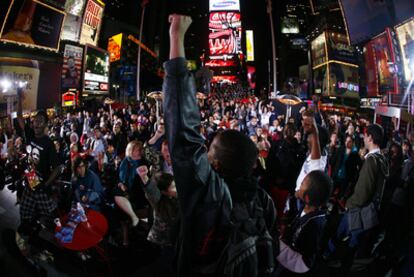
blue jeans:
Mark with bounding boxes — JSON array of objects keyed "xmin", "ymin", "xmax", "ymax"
[{"xmin": 327, "ymin": 213, "xmax": 364, "ymax": 254}]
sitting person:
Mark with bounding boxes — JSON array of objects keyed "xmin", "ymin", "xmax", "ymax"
[
  {"xmin": 72, "ymin": 157, "xmax": 104, "ymax": 211},
  {"xmin": 114, "ymin": 140, "xmax": 149, "ymax": 246},
  {"xmin": 276, "ymin": 170, "xmax": 332, "ymax": 276},
  {"xmin": 137, "ymin": 166, "xmax": 179, "ymax": 275}
]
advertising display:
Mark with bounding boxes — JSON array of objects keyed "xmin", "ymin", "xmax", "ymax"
[
  {"xmin": 79, "ymin": 0, "xmax": 104, "ymax": 46},
  {"xmin": 281, "ymin": 16, "xmax": 299, "ymax": 34},
  {"xmin": 60, "ymin": 0, "xmax": 86, "ymax": 41},
  {"xmin": 371, "ymin": 33, "xmax": 396, "ymax": 94},
  {"xmin": 245, "ymin": 30, "xmax": 254, "ymax": 62},
  {"xmin": 340, "ymin": 0, "xmax": 414, "ymax": 44},
  {"xmin": 83, "ymin": 45, "xmax": 109, "ymax": 94},
  {"xmin": 364, "ymin": 41, "xmax": 379, "ymax": 97},
  {"xmin": 108, "ymin": 33, "xmax": 122, "ymax": 63},
  {"xmin": 313, "ymin": 65, "xmax": 328, "ymax": 95},
  {"xmin": 209, "ymin": 0, "xmax": 240, "ymax": 12},
  {"xmin": 311, "ymin": 33, "xmax": 327, "ymax": 67},
  {"xmin": 0, "ymin": 64, "xmax": 40, "ymax": 111},
  {"xmin": 62, "ymin": 90, "xmax": 78, "ymax": 107},
  {"xmin": 290, "ymin": 38, "xmax": 307, "ymax": 50},
  {"xmin": 326, "ymin": 32, "xmax": 356, "ymax": 64},
  {"xmin": 209, "ymin": 12, "xmax": 242, "ymax": 57},
  {"xmin": 395, "ymin": 18, "xmax": 414, "ymax": 83},
  {"xmin": 246, "ymin": 65, "xmax": 256, "ymax": 89},
  {"xmin": 1, "ymin": 0, "xmax": 65, "ymax": 51},
  {"xmin": 64, "ymin": 0, "xmax": 86, "ymax": 16},
  {"xmin": 61, "ymin": 14, "xmax": 82, "ymax": 41},
  {"xmin": 62, "ymin": 44, "xmax": 83, "ymax": 90},
  {"xmin": 329, "ymin": 63, "xmax": 359, "ymax": 98}
]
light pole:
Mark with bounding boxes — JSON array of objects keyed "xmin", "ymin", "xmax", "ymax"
[
  {"xmin": 136, "ymin": 0, "xmax": 149, "ymax": 101},
  {"xmin": 266, "ymin": 0, "xmax": 277, "ymax": 95}
]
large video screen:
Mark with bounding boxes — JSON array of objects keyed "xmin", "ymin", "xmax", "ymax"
[
  {"xmin": 395, "ymin": 18, "xmax": 414, "ymax": 83},
  {"xmin": 209, "ymin": 0, "xmax": 240, "ymax": 12},
  {"xmin": 79, "ymin": 0, "xmax": 104, "ymax": 46},
  {"xmin": 281, "ymin": 16, "xmax": 299, "ymax": 34},
  {"xmin": 340, "ymin": 0, "xmax": 414, "ymax": 44},
  {"xmin": 329, "ymin": 63, "xmax": 359, "ymax": 98},
  {"xmin": 209, "ymin": 12, "xmax": 242, "ymax": 58},
  {"xmin": 0, "ymin": 0, "xmax": 65, "ymax": 51},
  {"xmin": 83, "ymin": 45, "xmax": 109, "ymax": 94}
]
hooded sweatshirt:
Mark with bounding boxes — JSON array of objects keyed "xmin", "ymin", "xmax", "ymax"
[{"xmin": 346, "ymin": 150, "xmax": 389, "ymax": 209}]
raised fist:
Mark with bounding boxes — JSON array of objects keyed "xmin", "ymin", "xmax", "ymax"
[{"xmin": 169, "ymin": 14, "xmax": 192, "ymax": 38}]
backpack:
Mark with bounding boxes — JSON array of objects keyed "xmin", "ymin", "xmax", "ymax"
[{"xmin": 215, "ymin": 193, "xmax": 275, "ymax": 277}]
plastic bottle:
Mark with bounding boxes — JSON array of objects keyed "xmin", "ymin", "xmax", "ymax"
[{"xmin": 77, "ymin": 202, "xmax": 87, "ymax": 222}]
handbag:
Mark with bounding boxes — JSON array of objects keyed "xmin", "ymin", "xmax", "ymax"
[{"xmin": 346, "ymin": 154, "xmax": 385, "ymax": 232}]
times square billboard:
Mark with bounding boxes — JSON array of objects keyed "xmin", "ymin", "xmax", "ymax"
[{"xmin": 209, "ymin": 12, "xmax": 242, "ymax": 59}]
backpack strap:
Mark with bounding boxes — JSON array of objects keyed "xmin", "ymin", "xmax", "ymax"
[{"xmin": 292, "ymin": 214, "xmax": 325, "ymax": 247}]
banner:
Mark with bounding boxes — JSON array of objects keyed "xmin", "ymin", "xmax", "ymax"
[
  {"xmin": 1, "ymin": 0, "xmax": 65, "ymax": 51},
  {"xmin": 79, "ymin": 0, "xmax": 104, "ymax": 46},
  {"xmin": 108, "ymin": 33, "xmax": 122, "ymax": 63},
  {"xmin": 83, "ymin": 45, "xmax": 109, "ymax": 94},
  {"xmin": 371, "ymin": 33, "xmax": 396, "ymax": 94},
  {"xmin": 311, "ymin": 33, "xmax": 327, "ymax": 67},
  {"xmin": 0, "ymin": 64, "xmax": 40, "ymax": 111},
  {"xmin": 62, "ymin": 44, "xmax": 83, "ymax": 90},
  {"xmin": 364, "ymin": 41, "xmax": 379, "ymax": 97},
  {"xmin": 61, "ymin": 14, "xmax": 82, "ymax": 41},
  {"xmin": 395, "ymin": 18, "xmax": 414, "ymax": 83},
  {"xmin": 245, "ymin": 30, "xmax": 254, "ymax": 62},
  {"xmin": 209, "ymin": 12, "xmax": 242, "ymax": 57},
  {"xmin": 209, "ymin": 0, "xmax": 240, "ymax": 12}
]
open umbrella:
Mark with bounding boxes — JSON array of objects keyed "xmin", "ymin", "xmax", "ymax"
[
  {"xmin": 276, "ymin": 94, "xmax": 302, "ymax": 106},
  {"xmin": 147, "ymin": 91, "xmax": 163, "ymax": 101}
]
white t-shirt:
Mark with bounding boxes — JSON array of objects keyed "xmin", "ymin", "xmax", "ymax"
[{"xmin": 295, "ymin": 154, "xmax": 327, "ymax": 191}]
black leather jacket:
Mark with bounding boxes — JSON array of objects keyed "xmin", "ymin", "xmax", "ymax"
[{"xmin": 163, "ymin": 58, "xmax": 277, "ymax": 276}]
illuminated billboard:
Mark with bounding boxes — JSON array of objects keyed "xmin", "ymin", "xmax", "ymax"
[
  {"xmin": 108, "ymin": 33, "xmax": 122, "ymax": 63},
  {"xmin": 395, "ymin": 18, "xmax": 414, "ymax": 83},
  {"xmin": 246, "ymin": 30, "xmax": 254, "ymax": 62},
  {"xmin": 209, "ymin": 0, "xmax": 240, "ymax": 12},
  {"xmin": 61, "ymin": 0, "xmax": 86, "ymax": 42},
  {"xmin": 311, "ymin": 33, "xmax": 327, "ymax": 67},
  {"xmin": 281, "ymin": 17, "xmax": 299, "ymax": 34},
  {"xmin": 83, "ymin": 45, "xmax": 109, "ymax": 94},
  {"xmin": 371, "ymin": 33, "xmax": 397, "ymax": 94},
  {"xmin": 209, "ymin": 12, "xmax": 242, "ymax": 57},
  {"xmin": 326, "ymin": 32, "xmax": 356, "ymax": 64},
  {"xmin": 0, "ymin": 0, "xmax": 65, "ymax": 51},
  {"xmin": 364, "ymin": 41, "xmax": 379, "ymax": 97},
  {"xmin": 79, "ymin": 0, "xmax": 104, "ymax": 46},
  {"xmin": 62, "ymin": 44, "xmax": 83, "ymax": 90}
]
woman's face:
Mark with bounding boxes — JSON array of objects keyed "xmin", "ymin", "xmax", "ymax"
[
  {"xmin": 131, "ymin": 146, "xmax": 143, "ymax": 160},
  {"xmin": 166, "ymin": 181, "xmax": 177, "ymax": 198}
]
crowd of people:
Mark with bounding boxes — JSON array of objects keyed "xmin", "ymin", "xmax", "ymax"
[{"xmin": 0, "ymin": 14, "xmax": 413, "ymax": 277}]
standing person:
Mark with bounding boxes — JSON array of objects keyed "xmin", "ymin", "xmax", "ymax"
[
  {"xmin": 163, "ymin": 15, "xmax": 278, "ymax": 277},
  {"xmin": 137, "ymin": 166, "xmax": 179, "ymax": 275},
  {"xmin": 327, "ymin": 124, "xmax": 389, "ymax": 270},
  {"xmin": 16, "ymin": 91, "xmax": 62, "ymax": 235}
]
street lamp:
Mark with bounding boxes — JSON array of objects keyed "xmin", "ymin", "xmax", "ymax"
[
  {"xmin": 266, "ymin": 0, "xmax": 278, "ymax": 95},
  {"xmin": 136, "ymin": 0, "xmax": 149, "ymax": 102}
]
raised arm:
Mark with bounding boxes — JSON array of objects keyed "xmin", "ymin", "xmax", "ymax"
[{"xmin": 163, "ymin": 15, "xmax": 216, "ymax": 210}]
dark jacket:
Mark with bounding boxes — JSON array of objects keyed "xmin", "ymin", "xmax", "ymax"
[
  {"xmin": 163, "ymin": 58, "xmax": 277, "ymax": 277},
  {"xmin": 346, "ymin": 151, "xmax": 389, "ymax": 209}
]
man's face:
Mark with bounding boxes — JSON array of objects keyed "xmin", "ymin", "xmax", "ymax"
[
  {"xmin": 33, "ymin": 115, "xmax": 47, "ymax": 137},
  {"xmin": 76, "ymin": 162, "xmax": 86, "ymax": 177},
  {"xmin": 345, "ymin": 137, "xmax": 353, "ymax": 149},
  {"xmin": 363, "ymin": 133, "xmax": 371, "ymax": 149},
  {"xmin": 161, "ymin": 143, "xmax": 171, "ymax": 165}
]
